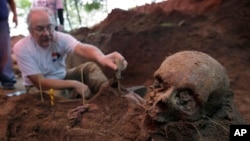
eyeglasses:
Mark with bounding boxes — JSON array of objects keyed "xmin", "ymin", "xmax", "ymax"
[{"xmin": 33, "ymin": 24, "xmax": 55, "ymax": 34}]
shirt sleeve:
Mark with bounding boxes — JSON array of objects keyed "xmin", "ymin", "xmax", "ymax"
[{"xmin": 56, "ymin": 32, "xmax": 79, "ymax": 54}]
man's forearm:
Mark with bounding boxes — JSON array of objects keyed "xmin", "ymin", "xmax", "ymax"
[
  {"xmin": 29, "ymin": 75, "xmax": 77, "ymax": 90},
  {"xmin": 40, "ymin": 79, "xmax": 77, "ymax": 90},
  {"xmin": 74, "ymin": 43, "xmax": 105, "ymax": 62}
]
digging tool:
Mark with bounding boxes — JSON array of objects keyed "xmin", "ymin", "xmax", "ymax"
[
  {"xmin": 114, "ymin": 58, "xmax": 123, "ymax": 94},
  {"xmin": 114, "ymin": 58, "xmax": 148, "ymax": 97}
]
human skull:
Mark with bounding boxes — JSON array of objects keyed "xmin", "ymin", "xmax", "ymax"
[{"xmin": 147, "ymin": 51, "xmax": 230, "ymax": 122}]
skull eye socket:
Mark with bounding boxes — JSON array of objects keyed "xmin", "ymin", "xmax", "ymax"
[
  {"xmin": 173, "ymin": 89, "xmax": 200, "ymax": 116},
  {"xmin": 175, "ymin": 89, "xmax": 194, "ymax": 104},
  {"xmin": 151, "ymin": 75, "xmax": 169, "ymax": 92}
]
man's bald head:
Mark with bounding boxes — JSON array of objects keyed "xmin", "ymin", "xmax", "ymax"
[{"xmin": 27, "ymin": 7, "xmax": 55, "ymax": 31}]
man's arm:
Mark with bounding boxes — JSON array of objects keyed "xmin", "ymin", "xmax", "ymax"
[
  {"xmin": 74, "ymin": 43, "xmax": 127, "ymax": 71},
  {"xmin": 28, "ymin": 74, "xmax": 89, "ymax": 96},
  {"xmin": 28, "ymin": 74, "xmax": 75, "ymax": 90},
  {"xmin": 8, "ymin": 0, "xmax": 18, "ymax": 27},
  {"xmin": 74, "ymin": 43, "xmax": 105, "ymax": 62}
]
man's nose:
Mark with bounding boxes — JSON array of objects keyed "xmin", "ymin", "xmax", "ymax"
[{"xmin": 42, "ymin": 28, "xmax": 50, "ymax": 35}]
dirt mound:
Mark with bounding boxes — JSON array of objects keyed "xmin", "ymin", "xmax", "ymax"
[
  {"xmin": 132, "ymin": 0, "xmax": 223, "ymax": 15},
  {"xmin": 69, "ymin": 0, "xmax": 250, "ymax": 96},
  {"xmin": 0, "ymin": 88, "xmax": 144, "ymax": 141},
  {"xmin": 1, "ymin": 0, "xmax": 250, "ymax": 140},
  {"xmin": 0, "ymin": 85, "xmax": 243, "ymax": 141}
]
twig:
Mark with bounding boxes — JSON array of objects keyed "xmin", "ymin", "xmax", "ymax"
[
  {"xmin": 38, "ymin": 76, "xmax": 44, "ymax": 103},
  {"xmin": 202, "ymin": 115, "xmax": 229, "ymax": 132},
  {"xmin": 81, "ymin": 69, "xmax": 86, "ymax": 104}
]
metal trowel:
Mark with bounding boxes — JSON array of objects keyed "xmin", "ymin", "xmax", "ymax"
[{"xmin": 114, "ymin": 58, "xmax": 123, "ymax": 94}]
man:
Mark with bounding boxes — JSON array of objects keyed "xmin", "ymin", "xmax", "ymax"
[
  {"xmin": 0, "ymin": 0, "xmax": 18, "ymax": 90},
  {"xmin": 31, "ymin": 0, "xmax": 64, "ymax": 31},
  {"xmin": 14, "ymin": 7, "xmax": 127, "ymax": 99}
]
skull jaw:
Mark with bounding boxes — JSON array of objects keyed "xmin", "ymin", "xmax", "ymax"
[{"xmin": 142, "ymin": 104, "xmax": 201, "ymax": 135}]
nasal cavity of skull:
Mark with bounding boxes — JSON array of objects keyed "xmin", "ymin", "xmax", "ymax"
[
  {"xmin": 155, "ymin": 99, "xmax": 168, "ymax": 111},
  {"xmin": 151, "ymin": 75, "xmax": 169, "ymax": 92}
]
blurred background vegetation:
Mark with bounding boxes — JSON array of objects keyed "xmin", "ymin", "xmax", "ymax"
[
  {"xmin": 11, "ymin": 0, "xmax": 162, "ymax": 35},
  {"xmin": 15, "ymin": 0, "xmax": 106, "ymax": 31}
]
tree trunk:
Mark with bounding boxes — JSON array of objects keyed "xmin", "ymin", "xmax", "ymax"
[
  {"xmin": 64, "ymin": 0, "xmax": 73, "ymax": 30},
  {"xmin": 74, "ymin": 0, "xmax": 82, "ymax": 25}
]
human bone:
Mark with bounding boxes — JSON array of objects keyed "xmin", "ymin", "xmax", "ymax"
[{"xmin": 147, "ymin": 51, "xmax": 230, "ymax": 122}]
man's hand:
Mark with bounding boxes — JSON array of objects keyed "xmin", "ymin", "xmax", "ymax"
[
  {"xmin": 74, "ymin": 43, "xmax": 128, "ymax": 71},
  {"xmin": 73, "ymin": 81, "xmax": 91, "ymax": 99},
  {"xmin": 98, "ymin": 52, "xmax": 128, "ymax": 71}
]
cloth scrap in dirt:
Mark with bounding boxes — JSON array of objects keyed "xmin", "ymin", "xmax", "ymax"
[
  {"xmin": 7, "ymin": 90, "xmax": 27, "ymax": 97},
  {"xmin": 67, "ymin": 104, "xmax": 90, "ymax": 120},
  {"xmin": 67, "ymin": 104, "xmax": 99, "ymax": 127}
]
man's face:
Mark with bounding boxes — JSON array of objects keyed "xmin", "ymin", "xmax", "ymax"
[{"xmin": 29, "ymin": 12, "xmax": 54, "ymax": 48}]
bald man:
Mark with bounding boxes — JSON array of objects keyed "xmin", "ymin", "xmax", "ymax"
[{"xmin": 14, "ymin": 7, "xmax": 127, "ymax": 99}]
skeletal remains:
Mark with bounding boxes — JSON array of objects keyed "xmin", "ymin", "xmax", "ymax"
[
  {"xmin": 137, "ymin": 51, "xmax": 244, "ymax": 140},
  {"xmin": 147, "ymin": 50, "xmax": 230, "ymax": 121},
  {"xmin": 69, "ymin": 50, "xmax": 244, "ymax": 140}
]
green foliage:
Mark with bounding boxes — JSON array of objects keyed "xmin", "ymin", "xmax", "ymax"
[
  {"xmin": 84, "ymin": 0, "xmax": 103, "ymax": 13},
  {"xmin": 64, "ymin": 0, "xmax": 106, "ymax": 29},
  {"xmin": 15, "ymin": 0, "xmax": 31, "ymax": 9},
  {"xmin": 160, "ymin": 22, "xmax": 174, "ymax": 27},
  {"xmin": 14, "ymin": 0, "xmax": 106, "ymax": 31},
  {"xmin": 15, "ymin": 0, "xmax": 31, "ymax": 17}
]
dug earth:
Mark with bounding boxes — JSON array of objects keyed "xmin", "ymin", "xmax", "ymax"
[{"xmin": 0, "ymin": 0, "xmax": 249, "ymax": 140}]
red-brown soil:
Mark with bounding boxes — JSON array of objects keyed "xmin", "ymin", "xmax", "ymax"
[{"xmin": 0, "ymin": 0, "xmax": 249, "ymax": 140}]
